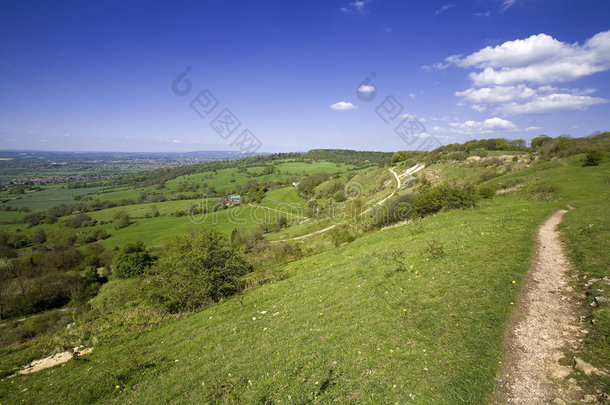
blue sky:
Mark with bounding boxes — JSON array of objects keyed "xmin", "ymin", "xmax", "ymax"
[{"xmin": 0, "ymin": 0, "xmax": 609, "ymax": 152}]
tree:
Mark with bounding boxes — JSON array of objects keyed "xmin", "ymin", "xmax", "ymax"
[
  {"xmin": 391, "ymin": 151, "xmax": 411, "ymax": 163},
  {"xmin": 113, "ymin": 211, "xmax": 131, "ymax": 230},
  {"xmin": 112, "ymin": 242, "xmax": 152, "ymax": 278},
  {"xmin": 31, "ymin": 229, "xmax": 47, "ymax": 244},
  {"xmin": 508, "ymin": 139, "xmax": 526, "ymax": 150},
  {"xmin": 531, "ymin": 135, "xmax": 551, "ymax": 148},
  {"xmin": 84, "ymin": 265, "xmax": 99, "ymax": 284},
  {"xmin": 150, "ymin": 229, "xmax": 252, "ymax": 312},
  {"xmin": 555, "ymin": 136, "xmax": 572, "ymax": 153}
]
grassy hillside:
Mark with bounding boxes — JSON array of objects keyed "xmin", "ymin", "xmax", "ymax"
[
  {"xmin": 0, "ymin": 148, "xmax": 607, "ymax": 403},
  {"xmin": 0, "ymin": 197, "xmax": 559, "ymax": 404}
]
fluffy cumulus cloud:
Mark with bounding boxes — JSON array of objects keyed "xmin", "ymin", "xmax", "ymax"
[
  {"xmin": 357, "ymin": 84, "xmax": 376, "ymax": 93},
  {"xmin": 435, "ymin": 30, "xmax": 610, "ymax": 115},
  {"xmin": 330, "ymin": 101, "xmax": 357, "ymax": 110},
  {"xmin": 449, "ymin": 117, "xmax": 518, "ymax": 134},
  {"xmin": 455, "ymin": 84, "xmax": 607, "ymax": 115},
  {"xmin": 450, "ymin": 31, "xmax": 610, "ymax": 86}
]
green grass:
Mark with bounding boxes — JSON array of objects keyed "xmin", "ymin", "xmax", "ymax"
[
  {"xmin": 97, "ymin": 204, "xmax": 294, "ymax": 249},
  {"xmin": 0, "ymin": 155, "xmax": 607, "ymax": 403},
  {"xmin": 163, "ymin": 161, "xmax": 355, "ymax": 195},
  {"xmin": 93, "ymin": 187, "xmax": 147, "ymax": 203},
  {"xmin": 0, "ymin": 195, "xmax": 555, "ymax": 403},
  {"xmin": 0, "ymin": 187, "xmax": 103, "ymax": 211},
  {"xmin": 0, "ymin": 210, "xmax": 26, "ymax": 224},
  {"xmin": 264, "ymin": 187, "xmax": 307, "ymax": 208}
]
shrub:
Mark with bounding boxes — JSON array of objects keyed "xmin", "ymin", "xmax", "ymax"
[
  {"xmin": 329, "ymin": 224, "xmax": 355, "ymax": 247},
  {"xmin": 31, "ymin": 229, "xmax": 47, "ymax": 244},
  {"xmin": 84, "ymin": 265, "xmax": 100, "ymax": 284},
  {"xmin": 371, "ymin": 194, "xmax": 414, "ymax": 228},
  {"xmin": 383, "ymin": 249, "xmax": 414, "ymax": 273},
  {"xmin": 477, "ymin": 185, "xmax": 496, "ymax": 199},
  {"xmin": 150, "ymin": 229, "xmax": 252, "ymax": 312},
  {"xmin": 583, "ymin": 149, "xmax": 603, "ymax": 167},
  {"xmin": 277, "ymin": 215, "xmax": 288, "ymax": 230},
  {"xmin": 411, "ymin": 182, "xmax": 479, "ymax": 218},
  {"xmin": 64, "ymin": 213, "xmax": 97, "ymax": 228},
  {"xmin": 231, "ymin": 228, "xmax": 265, "ymax": 252},
  {"xmin": 112, "ymin": 242, "xmax": 153, "ymax": 278},
  {"xmin": 146, "ymin": 205, "xmax": 160, "ymax": 218},
  {"xmin": 479, "ymin": 170, "xmax": 498, "ymax": 182},
  {"xmin": 113, "ymin": 211, "xmax": 130, "ymax": 230},
  {"xmin": 529, "ymin": 184, "xmax": 558, "ymax": 201},
  {"xmin": 423, "ymin": 239, "xmax": 446, "ymax": 258}
]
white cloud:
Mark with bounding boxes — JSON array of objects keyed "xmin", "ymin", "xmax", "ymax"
[
  {"xmin": 330, "ymin": 101, "xmax": 357, "ymax": 111},
  {"xmin": 475, "ymin": 10, "xmax": 491, "ymax": 17},
  {"xmin": 449, "ymin": 117, "xmax": 518, "ymax": 134},
  {"xmin": 500, "ymin": 0, "xmax": 516, "ymax": 11},
  {"xmin": 456, "ymin": 84, "xmax": 536, "ymax": 105},
  {"xmin": 351, "ymin": 1, "xmax": 365, "ymax": 10},
  {"xmin": 341, "ymin": 0, "xmax": 370, "ymax": 13},
  {"xmin": 497, "ymin": 93, "xmax": 607, "ymax": 115},
  {"xmin": 435, "ymin": 3, "xmax": 455, "ymax": 15},
  {"xmin": 456, "ymin": 84, "xmax": 607, "ymax": 115},
  {"xmin": 409, "ymin": 92, "xmax": 416, "ymax": 99},
  {"xmin": 421, "ymin": 62, "xmax": 449, "ymax": 70},
  {"xmin": 449, "ymin": 31, "xmax": 610, "ymax": 86},
  {"xmin": 358, "ymin": 84, "xmax": 376, "ymax": 93},
  {"xmin": 524, "ymin": 126, "xmax": 542, "ymax": 132},
  {"xmin": 440, "ymin": 30, "xmax": 610, "ymax": 115}
]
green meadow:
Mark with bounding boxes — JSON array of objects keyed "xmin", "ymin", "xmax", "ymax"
[{"xmin": 0, "ymin": 148, "xmax": 608, "ymax": 404}]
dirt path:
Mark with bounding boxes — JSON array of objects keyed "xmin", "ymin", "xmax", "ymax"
[
  {"xmin": 374, "ymin": 167, "xmax": 401, "ymax": 207},
  {"xmin": 272, "ymin": 164, "xmax": 425, "ymax": 242},
  {"xmin": 493, "ymin": 210, "xmax": 587, "ymax": 404}
]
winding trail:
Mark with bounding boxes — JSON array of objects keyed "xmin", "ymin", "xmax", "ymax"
[
  {"xmin": 493, "ymin": 209, "xmax": 586, "ymax": 404},
  {"xmin": 272, "ymin": 164, "xmax": 425, "ymax": 242},
  {"xmin": 374, "ymin": 167, "xmax": 401, "ymax": 207}
]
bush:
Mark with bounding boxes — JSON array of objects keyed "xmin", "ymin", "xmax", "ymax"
[
  {"xmin": 411, "ymin": 182, "xmax": 479, "ymax": 218},
  {"xmin": 329, "ymin": 224, "xmax": 355, "ymax": 247},
  {"xmin": 84, "ymin": 265, "xmax": 100, "ymax": 284},
  {"xmin": 370, "ymin": 194, "xmax": 414, "ymax": 228},
  {"xmin": 583, "ymin": 149, "xmax": 603, "ymax": 167},
  {"xmin": 529, "ymin": 184, "xmax": 558, "ymax": 201},
  {"xmin": 150, "ymin": 229, "xmax": 252, "ymax": 312},
  {"xmin": 231, "ymin": 228, "xmax": 266, "ymax": 252},
  {"xmin": 479, "ymin": 169, "xmax": 498, "ymax": 182},
  {"xmin": 423, "ymin": 239, "xmax": 446, "ymax": 258},
  {"xmin": 477, "ymin": 185, "xmax": 496, "ymax": 199},
  {"xmin": 383, "ymin": 249, "xmax": 414, "ymax": 273},
  {"xmin": 64, "ymin": 213, "xmax": 97, "ymax": 228},
  {"xmin": 112, "ymin": 242, "xmax": 153, "ymax": 278},
  {"xmin": 113, "ymin": 211, "xmax": 131, "ymax": 230}
]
